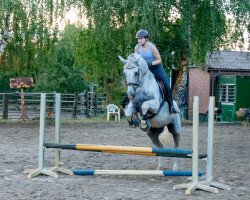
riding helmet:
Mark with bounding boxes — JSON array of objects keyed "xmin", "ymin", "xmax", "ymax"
[{"xmin": 136, "ymin": 29, "xmax": 149, "ymax": 38}]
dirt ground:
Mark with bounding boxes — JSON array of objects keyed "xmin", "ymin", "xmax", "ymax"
[{"xmin": 0, "ymin": 120, "xmax": 249, "ymax": 200}]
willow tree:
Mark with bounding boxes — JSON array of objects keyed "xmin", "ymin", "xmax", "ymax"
[
  {"xmin": 0, "ymin": 0, "xmax": 75, "ymax": 91},
  {"xmin": 1, "ymin": 0, "xmax": 249, "ymax": 104},
  {"xmin": 171, "ymin": 0, "xmax": 249, "ymax": 105},
  {"xmin": 75, "ymin": 0, "xmax": 249, "ymax": 105},
  {"xmin": 73, "ymin": 0, "xmax": 174, "ymax": 103}
]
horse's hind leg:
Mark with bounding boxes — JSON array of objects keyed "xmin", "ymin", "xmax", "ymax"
[
  {"xmin": 167, "ymin": 123, "xmax": 181, "ymax": 171},
  {"xmin": 167, "ymin": 123, "xmax": 180, "ymax": 148},
  {"xmin": 147, "ymin": 127, "xmax": 164, "ymax": 148},
  {"xmin": 147, "ymin": 127, "xmax": 164, "ymax": 169}
]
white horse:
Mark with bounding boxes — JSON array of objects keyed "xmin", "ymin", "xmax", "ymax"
[{"xmin": 119, "ymin": 53, "xmax": 181, "ymax": 170}]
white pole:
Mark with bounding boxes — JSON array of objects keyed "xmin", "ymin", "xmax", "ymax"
[
  {"xmin": 55, "ymin": 93, "xmax": 61, "ymax": 168},
  {"xmin": 192, "ymin": 96, "xmax": 199, "ymax": 183},
  {"xmin": 50, "ymin": 93, "xmax": 73, "ymax": 175},
  {"xmin": 203, "ymin": 97, "xmax": 230, "ymax": 190},
  {"xmin": 26, "ymin": 93, "xmax": 58, "ymax": 179},
  {"xmin": 174, "ymin": 96, "xmax": 219, "ymax": 194},
  {"xmin": 207, "ymin": 96, "xmax": 215, "ymax": 181},
  {"xmin": 38, "ymin": 93, "xmax": 46, "ymax": 169}
]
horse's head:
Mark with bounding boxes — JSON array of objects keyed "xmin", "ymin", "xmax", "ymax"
[
  {"xmin": 118, "ymin": 53, "xmax": 148, "ymax": 87},
  {"xmin": 119, "ymin": 53, "xmax": 149, "ymax": 98}
]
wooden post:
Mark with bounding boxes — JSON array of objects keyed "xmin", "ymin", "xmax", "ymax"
[
  {"xmin": 85, "ymin": 92, "xmax": 90, "ymax": 118},
  {"xmin": 94, "ymin": 93, "xmax": 98, "ymax": 117},
  {"xmin": 10, "ymin": 77, "xmax": 34, "ymax": 121},
  {"xmin": 20, "ymin": 88, "xmax": 29, "ymax": 121},
  {"xmin": 72, "ymin": 93, "xmax": 78, "ymax": 119},
  {"xmin": 2, "ymin": 94, "xmax": 9, "ymax": 119}
]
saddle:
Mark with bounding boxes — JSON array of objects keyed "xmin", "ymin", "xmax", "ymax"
[
  {"xmin": 155, "ymin": 78, "xmax": 167, "ymax": 102},
  {"xmin": 155, "ymin": 78, "xmax": 176, "ymax": 114}
]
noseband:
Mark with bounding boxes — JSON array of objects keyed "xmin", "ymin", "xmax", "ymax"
[
  {"xmin": 127, "ymin": 82, "xmax": 139, "ymax": 87},
  {"xmin": 125, "ymin": 63, "xmax": 141, "ymax": 87}
]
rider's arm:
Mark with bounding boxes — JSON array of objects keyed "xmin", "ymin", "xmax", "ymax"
[
  {"xmin": 134, "ymin": 45, "xmax": 138, "ymax": 53},
  {"xmin": 151, "ymin": 45, "xmax": 162, "ymax": 66}
]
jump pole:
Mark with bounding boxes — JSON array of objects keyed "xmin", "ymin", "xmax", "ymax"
[
  {"xmin": 44, "ymin": 142, "xmax": 195, "ymax": 158},
  {"xmin": 173, "ymin": 96, "xmax": 219, "ymax": 195},
  {"xmin": 49, "ymin": 94, "xmax": 203, "ymax": 177},
  {"xmin": 73, "ymin": 169, "xmax": 203, "ymax": 177},
  {"xmin": 24, "ymin": 93, "xmax": 199, "ymax": 179}
]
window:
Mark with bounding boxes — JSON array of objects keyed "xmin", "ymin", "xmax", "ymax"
[{"xmin": 217, "ymin": 84, "xmax": 236, "ymax": 103}]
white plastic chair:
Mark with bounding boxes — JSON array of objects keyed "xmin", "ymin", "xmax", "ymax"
[{"xmin": 106, "ymin": 104, "xmax": 120, "ymax": 121}]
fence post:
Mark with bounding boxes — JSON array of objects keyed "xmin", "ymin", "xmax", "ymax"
[
  {"xmin": 80, "ymin": 91, "xmax": 85, "ymax": 114},
  {"xmin": 94, "ymin": 93, "xmax": 98, "ymax": 117},
  {"xmin": 3, "ymin": 94, "xmax": 9, "ymax": 119},
  {"xmin": 72, "ymin": 93, "xmax": 78, "ymax": 119},
  {"xmin": 53, "ymin": 92, "xmax": 56, "ymax": 114},
  {"xmin": 85, "ymin": 92, "xmax": 91, "ymax": 118}
]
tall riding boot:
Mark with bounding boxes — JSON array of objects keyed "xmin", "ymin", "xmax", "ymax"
[{"xmin": 164, "ymin": 87, "xmax": 177, "ymax": 114}]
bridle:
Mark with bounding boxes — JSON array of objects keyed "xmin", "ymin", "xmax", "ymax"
[
  {"xmin": 124, "ymin": 57, "xmax": 148, "ymax": 91},
  {"xmin": 124, "ymin": 64, "xmax": 140, "ymax": 88}
]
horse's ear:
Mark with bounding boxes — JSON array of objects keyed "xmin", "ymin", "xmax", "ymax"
[{"xmin": 118, "ymin": 56, "xmax": 127, "ymax": 65}]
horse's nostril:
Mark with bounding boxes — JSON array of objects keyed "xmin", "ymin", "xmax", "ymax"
[{"xmin": 128, "ymin": 94, "xmax": 134, "ymax": 100}]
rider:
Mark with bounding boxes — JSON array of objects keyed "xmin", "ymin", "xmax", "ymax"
[{"xmin": 134, "ymin": 29, "xmax": 177, "ymax": 114}]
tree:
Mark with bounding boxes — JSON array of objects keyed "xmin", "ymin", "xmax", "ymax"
[
  {"xmin": 0, "ymin": 0, "xmax": 78, "ymax": 92},
  {"xmin": 171, "ymin": 0, "xmax": 249, "ymax": 105},
  {"xmin": 35, "ymin": 25, "xmax": 86, "ymax": 93},
  {"xmin": 0, "ymin": 0, "xmax": 249, "ymax": 105},
  {"xmin": 0, "ymin": 8, "xmax": 11, "ymax": 58},
  {"xmin": 80, "ymin": 0, "xmax": 249, "ymax": 105}
]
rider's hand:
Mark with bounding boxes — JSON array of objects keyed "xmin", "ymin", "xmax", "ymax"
[{"xmin": 147, "ymin": 62, "xmax": 152, "ymax": 67}]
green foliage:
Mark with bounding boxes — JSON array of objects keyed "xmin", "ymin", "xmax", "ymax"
[
  {"xmin": 0, "ymin": 71, "xmax": 18, "ymax": 92},
  {"xmin": 35, "ymin": 25, "xmax": 86, "ymax": 93},
  {"xmin": 0, "ymin": 0, "xmax": 249, "ymax": 104}
]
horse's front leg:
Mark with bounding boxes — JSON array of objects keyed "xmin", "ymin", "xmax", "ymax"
[
  {"xmin": 140, "ymin": 99, "xmax": 160, "ymax": 131},
  {"xmin": 124, "ymin": 100, "xmax": 135, "ymax": 117}
]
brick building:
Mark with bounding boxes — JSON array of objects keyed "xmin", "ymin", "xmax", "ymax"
[{"xmin": 187, "ymin": 51, "xmax": 250, "ymax": 121}]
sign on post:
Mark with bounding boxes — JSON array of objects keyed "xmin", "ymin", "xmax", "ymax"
[{"xmin": 10, "ymin": 77, "xmax": 34, "ymax": 121}]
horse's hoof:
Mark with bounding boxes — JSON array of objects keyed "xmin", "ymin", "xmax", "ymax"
[
  {"xmin": 140, "ymin": 120, "xmax": 150, "ymax": 131},
  {"xmin": 172, "ymin": 162, "xmax": 178, "ymax": 171},
  {"xmin": 140, "ymin": 124, "xmax": 147, "ymax": 130}
]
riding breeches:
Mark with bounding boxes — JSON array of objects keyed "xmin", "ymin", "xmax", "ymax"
[{"xmin": 149, "ymin": 64, "xmax": 174, "ymax": 108}]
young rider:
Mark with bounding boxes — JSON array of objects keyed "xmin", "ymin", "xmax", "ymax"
[{"xmin": 134, "ymin": 29, "xmax": 177, "ymax": 114}]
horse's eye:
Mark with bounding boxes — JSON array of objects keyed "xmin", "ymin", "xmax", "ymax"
[{"xmin": 134, "ymin": 72, "xmax": 138, "ymax": 76}]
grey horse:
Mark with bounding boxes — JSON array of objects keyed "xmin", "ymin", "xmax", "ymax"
[{"xmin": 119, "ymin": 53, "xmax": 181, "ymax": 170}]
